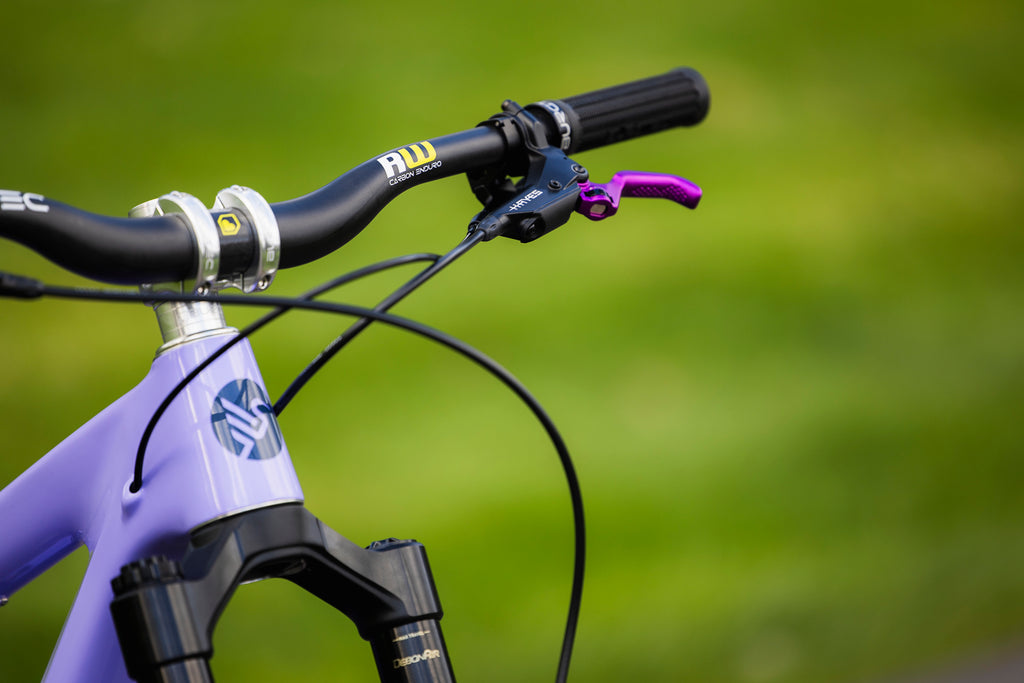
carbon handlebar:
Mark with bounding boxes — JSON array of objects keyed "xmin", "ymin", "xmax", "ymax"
[
  {"xmin": 0, "ymin": 68, "xmax": 709, "ymax": 285},
  {"xmin": 0, "ymin": 128, "xmax": 506, "ymax": 285}
]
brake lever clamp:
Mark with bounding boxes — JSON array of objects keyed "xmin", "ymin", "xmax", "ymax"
[
  {"xmin": 467, "ymin": 101, "xmax": 589, "ymax": 243},
  {"xmin": 575, "ymin": 171, "xmax": 702, "ymax": 220}
]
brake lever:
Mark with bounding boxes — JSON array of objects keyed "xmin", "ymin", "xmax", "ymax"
[
  {"xmin": 467, "ymin": 100, "xmax": 589, "ymax": 243},
  {"xmin": 576, "ymin": 171, "xmax": 702, "ymax": 220}
]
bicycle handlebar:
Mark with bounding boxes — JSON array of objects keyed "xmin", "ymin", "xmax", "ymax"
[
  {"xmin": 274, "ymin": 127, "xmax": 507, "ymax": 269},
  {"xmin": 0, "ymin": 68, "xmax": 709, "ymax": 285},
  {"xmin": 0, "ymin": 128, "xmax": 506, "ymax": 285}
]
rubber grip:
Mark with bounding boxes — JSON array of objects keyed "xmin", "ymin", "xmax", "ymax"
[{"xmin": 528, "ymin": 67, "xmax": 709, "ymax": 154}]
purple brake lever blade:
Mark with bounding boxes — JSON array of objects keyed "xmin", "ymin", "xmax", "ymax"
[{"xmin": 576, "ymin": 171, "xmax": 702, "ymax": 221}]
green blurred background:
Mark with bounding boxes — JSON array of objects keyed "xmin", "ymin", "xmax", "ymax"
[{"xmin": 1, "ymin": 0, "xmax": 1022, "ymax": 681}]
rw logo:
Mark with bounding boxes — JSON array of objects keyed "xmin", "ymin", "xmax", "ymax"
[
  {"xmin": 210, "ymin": 379, "xmax": 283, "ymax": 460},
  {"xmin": 376, "ymin": 141, "xmax": 438, "ymax": 179}
]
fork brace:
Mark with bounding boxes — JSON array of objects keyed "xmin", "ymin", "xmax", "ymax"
[{"xmin": 109, "ymin": 503, "xmax": 454, "ymax": 682}]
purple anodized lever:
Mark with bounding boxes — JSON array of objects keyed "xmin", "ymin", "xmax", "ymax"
[{"xmin": 576, "ymin": 171, "xmax": 702, "ymax": 220}]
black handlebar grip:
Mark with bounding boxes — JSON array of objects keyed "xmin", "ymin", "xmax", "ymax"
[{"xmin": 527, "ymin": 67, "xmax": 709, "ymax": 154}]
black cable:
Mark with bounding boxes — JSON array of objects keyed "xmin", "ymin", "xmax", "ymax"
[
  {"xmin": 274, "ymin": 229, "xmax": 487, "ymax": 415},
  {"xmin": 15, "ymin": 273, "xmax": 585, "ymax": 683},
  {"xmin": 130, "ymin": 253, "xmax": 441, "ymax": 494}
]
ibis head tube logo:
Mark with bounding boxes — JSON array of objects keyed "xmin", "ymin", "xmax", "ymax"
[{"xmin": 211, "ymin": 379, "xmax": 284, "ymax": 460}]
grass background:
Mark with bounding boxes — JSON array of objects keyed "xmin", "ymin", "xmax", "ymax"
[{"xmin": 1, "ymin": 0, "xmax": 1022, "ymax": 681}]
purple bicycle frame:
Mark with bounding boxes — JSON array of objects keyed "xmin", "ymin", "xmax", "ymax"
[{"xmin": 0, "ymin": 325, "xmax": 303, "ymax": 682}]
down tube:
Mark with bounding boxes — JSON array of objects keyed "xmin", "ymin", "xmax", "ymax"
[{"xmin": 0, "ymin": 333, "xmax": 304, "ymax": 682}]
